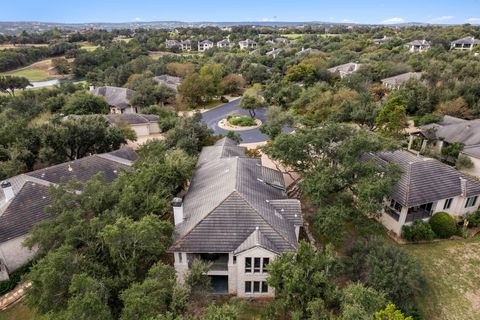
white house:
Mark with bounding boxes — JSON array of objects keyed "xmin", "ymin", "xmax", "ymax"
[
  {"xmin": 0, "ymin": 149, "xmax": 137, "ymax": 281},
  {"xmin": 180, "ymin": 40, "xmax": 192, "ymax": 51},
  {"xmin": 373, "ymin": 35, "xmax": 390, "ymax": 44},
  {"xmin": 366, "ymin": 150, "xmax": 480, "ymax": 236},
  {"xmin": 405, "ymin": 40, "xmax": 431, "ymax": 52},
  {"xmin": 266, "ymin": 48, "xmax": 282, "ymax": 58},
  {"xmin": 198, "ymin": 40, "xmax": 214, "ymax": 52},
  {"xmin": 327, "ymin": 62, "xmax": 361, "ymax": 78},
  {"xmin": 106, "ymin": 114, "xmax": 161, "ymax": 138},
  {"xmin": 216, "ymin": 39, "xmax": 234, "ymax": 48},
  {"xmin": 169, "ymin": 138, "xmax": 302, "ymax": 297},
  {"xmin": 239, "ymin": 39, "xmax": 257, "ymax": 50},
  {"xmin": 450, "ymin": 36, "xmax": 480, "ymax": 50},
  {"xmin": 165, "ymin": 39, "xmax": 180, "ymax": 48}
]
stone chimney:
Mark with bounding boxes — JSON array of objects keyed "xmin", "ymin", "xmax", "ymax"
[
  {"xmin": 460, "ymin": 177, "xmax": 467, "ymax": 197},
  {"xmin": 89, "ymin": 85, "xmax": 95, "ymax": 92},
  {"xmin": 172, "ymin": 197, "xmax": 184, "ymax": 225},
  {"xmin": 1, "ymin": 181, "xmax": 14, "ymax": 202}
]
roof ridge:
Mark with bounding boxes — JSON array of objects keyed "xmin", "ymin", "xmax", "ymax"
[{"xmin": 404, "ymin": 161, "xmax": 413, "ymax": 206}]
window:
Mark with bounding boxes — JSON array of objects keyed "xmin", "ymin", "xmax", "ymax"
[
  {"xmin": 254, "ymin": 257, "xmax": 261, "ymax": 273},
  {"xmin": 233, "ymin": 256, "xmax": 236, "ymax": 264},
  {"xmin": 443, "ymin": 198, "xmax": 453, "ymax": 210},
  {"xmin": 261, "ymin": 281, "xmax": 268, "ymax": 293},
  {"xmin": 245, "ymin": 281, "xmax": 252, "ymax": 293},
  {"xmin": 177, "ymin": 252, "xmax": 182, "ymax": 263},
  {"xmin": 245, "ymin": 258, "xmax": 252, "ymax": 273},
  {"xmin": 262, "ymin": 258, "xmax": 270, "ymax": 273},
  {"xmin": 253, "ymin": 281, "xmax": 260, "ymax": 293},
  {"xmin": 465, "ymin": 196, "xmax": 478, "ymax": 208}
]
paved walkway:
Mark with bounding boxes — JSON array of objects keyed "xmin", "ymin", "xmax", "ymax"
[{"xmin": 0, "ymin": 282, "xmax": 31, "ymax": 311}]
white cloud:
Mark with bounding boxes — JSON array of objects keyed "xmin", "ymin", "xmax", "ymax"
[
  {"xmin": 382, "ymin": 17, "xmax": 405, "ymax": 24},
  {"xmin": 466, "ymin": 17, "xmax": 480, "ymax": 23},
  {"xmin": 431, "ymin": 16, "xmax": 454, "ymax": 22},
  {"xmin": 342, "ymin": 19, "xmax": 353, "ymax": 23},
  {"xmin": 134, "ymin": 17, "xmax": 142, "ymax": 22},
  {"xmin": 260, "ymin": 17, "xmax": 276, "ymax": 22}
]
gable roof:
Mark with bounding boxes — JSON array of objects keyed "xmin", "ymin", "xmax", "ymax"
[
  {"xmin": 234, "ymin": 228, "xmax": 279, "ymax": 254},
  {"xmin": 381, "ymin": 72, "xmax": 422, "ymax": 87},
  {"xmin": 406, "ymin": 39, "xmax": 431, "ymax": 47},
  {"xmin": 91, "ymin": 86, "xmax": 134, "ymax": 109},
  {"xmin": 153, "ymin": 74, "xmax": 181, "ymax": 90},
  {"xmin": 422, "ymin": 119, "xmax": 480, "ymax": 146},
  {"xmin": 106, "ymin": 113, "xmax": 159, "ymax": 126},
  {"xmin": 0, "ymin": 149, "xmax": 137, "ymax": 242},
  {"xmin": 451, "ymin": 36, "xmax": 480, "ymax": 45},
  {"xmin": 367, "ymin": 150, "xmax": 480, "ymax": 207},
  {"xmin": 171, "ymin": 140, "xmax": 301, "ymax": 253}
]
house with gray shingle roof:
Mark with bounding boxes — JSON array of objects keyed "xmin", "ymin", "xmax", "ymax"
[
  {"xmin": 170, "ymin": 137, "xmax": 302, "ymax": 297},
  {"xmin": 450, "ymin": 36, "xmax": 480, "ymax": 50},
  {"xmin": 410, "ymin": 116, "xmax": 480, "ymax": 177},
  {"xmin": 381, "ymin": 72, "xmax": 423, "ymax": 90},
  {"xmin": 405, "ymin": 39, "xmax": 431, "ymax": 52},
  {"xmin": 328, "ymin": 62, "xmax": 361, "ymax": 78},
  {"xmin": 366, "ymin": 150, "xmax": 480, "ymax": 235},
  {"xmin": 239, "ymin": 39, "xmax": 257, "ymax": 50},
  {"xmin": 0, "ymin": 148, "xmax": 137, "ymax": 280},
  {"xmin": 198, "ymin": 40, "xmax": 214, "ymax": 52},
  {"xmin": 216, "ymin": 39, "xmax": 234, "ymax": 48},
  {"xmin": 153, "ymin": 74, "xmax": 182, "ymax": 91},
  {"xmin": 90, "ymin": 86, "xmax": 139, "ymax": 114}
]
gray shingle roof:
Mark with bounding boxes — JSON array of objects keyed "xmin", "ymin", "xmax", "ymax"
[
  {"xmin": 0, "ymin": 149, "xmax": 136, "ymax": 243},
  {"xmin": 463, "ymin": 145, "xmax": 480, "ymax": 159},
  {"xmin": 153, "ymin": 74, "xmax": 181, "ymax": 91},
  {"xmin": 423, "ymin": 119, "xmax": 480, "ymax": 146},
  {"xmin": 171, "ymin": 141, "xmax": 301, "ymax": 253},
  {"xmin": 406, "ymin": 39, "xmax": 431, "ymax": 47},
  {"xmin": 368, "ymin": 150, "xmax": 480, "ymax": 207},
  {"xmin": 328, "ymin": 62, "xmax": 361, "ymax": 74},
  {"xmin": 91, "ymin": 86, "xmax": 134, "ymax": 110},
  {"xmin": 106, "ymin": 113, "xmax": 159, "ymax": 125},
  {"xmin": 451, "ymin": 36, "xmax": 480, "ymax": 45},
  {"xmin": 381, "ymin": 72, "xmax": 422, "ymax": 86}
]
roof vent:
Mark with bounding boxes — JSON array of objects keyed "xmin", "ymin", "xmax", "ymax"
[
  {"xmin": 1, "ymin": 181, "xmax": 14, "ymax": 202},
  {"xmin": 68, "ymin": 165, "xmax": 73, "ymax": 172}
]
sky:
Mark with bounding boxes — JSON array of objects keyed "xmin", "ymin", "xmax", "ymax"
[{"xmin": 1, "ymin": 0, "xmax": 480, "ymax": 24}]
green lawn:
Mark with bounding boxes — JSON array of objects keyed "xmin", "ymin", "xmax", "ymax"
[
  {"xmin": 407, "ymin": 236, "xmax": 480, "ymax": 320},
  {"xmin": 0, "ymin": 303, "xmax": 40, "ymax": 320},
  {"xmin": 0, "ymin": 68, "xmax": 50, "ymax": 82}
]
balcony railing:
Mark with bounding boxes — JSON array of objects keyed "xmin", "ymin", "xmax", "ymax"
[
  {"xmin": 188, "ymin": 254, "xmax": 228, "ymax": 271},
  {"xmin": 405, "ymin": 209, "xmax": 431, "ymax": 223},
  {"xmin": 385, "ymin": 206, "xmax": 400, "ymax": 221}
]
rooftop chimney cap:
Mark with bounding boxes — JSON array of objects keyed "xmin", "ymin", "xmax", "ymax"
[
  {"xmin": 172, "ymin": 197, "xmax": 183, "ymax": 207},
  {"xmin": 1, "ymin": 181, "xmax": 11, "ymax": 188}
]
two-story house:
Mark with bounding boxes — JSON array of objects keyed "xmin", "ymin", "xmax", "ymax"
[
  {"xmin": 198, "ymin": 40, "xmax": 214, "ymax": 52},
  {"xmin": 169, "ymin": 138, "xmax": 302, "ymax": 297},
  {"xmin": 405, "ymin": 40, "xmax": 431, "ymax": 52},
  {"xmin": 366, "ymin": 150, "xmax": 480, "ymax": 236},
  {"xmin": 450, "ymin": 36, "xmax": 480, "ymax": 50},
  {"xmin": 216, "ymin": 39, "xmax": 234, "ymax": 48},
  {"xmin": 239, "ymin": 39, "xmax": 257, "ymax": 50}
]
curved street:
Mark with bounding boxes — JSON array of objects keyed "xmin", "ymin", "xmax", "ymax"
[{"xmin": 201, "ymin": 98, "xmax": 269, "ymax": 143}]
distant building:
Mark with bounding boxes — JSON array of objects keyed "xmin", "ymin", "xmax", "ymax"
[
  {"xmin": 266, "ymin": 48, "xmax": 282, "ymax": 58},
  {"xmin": 90, "ymin": 86, "xmax": 138, "ymax": 114},
  {"xmin": 239, "ymin": 39, "xmax": 257, "ymax": 50},
  {"xmin": 180, "ymin": 40, "xmax": 192, "ymax": 51},
  {"xmin": 106, "ymin": 114, "xmax": 161, "ymax": 138},
  {"xmin": 165, "ymin": 39, "xmax": 180, "ymax": 48},
  {"xmin": 450, "ymin": 36, "xmax": 480, "ymax": 50},
  {"xmin": 274, "ymin": 37, "xmax": 290, "ymax": 44},
  {"xmin": 198, "ymin": 40, "xmax": 214, "ymax": 52},
  {"xmin": 0, "ymin": 149, "xmax": 137, "ymax": 280},
  {"xmin": 295, "ymin": 47, "xmax": 320, "ymax": 56},
  {"xmin": 380, "ymin": 72, "xmax": 423, "ymax": 90},
  {"xmin": 216, "ymin": 39, "xmax": 234, "ymax": 48},
  {"xmin": 170, "ymin": 138, "xmax": 302, "ymax": 297},
  {"xmin": 327, "ymin": 62, "xmax": 361, "ymax": 78},
  {"xmin": 373, "ymin": 35, "xmax": 390, "ymax": 44},
  {"xmin": 153, "ymin": 74, "xmax": 182, "ymax": 91},
  {"xmin": 405, "ymin": 39, "xmax": 431, "ymax": 52}
]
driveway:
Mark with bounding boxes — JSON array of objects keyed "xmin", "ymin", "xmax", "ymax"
[{"xmin": 201, "ymin": 98, "xmax": 269, "ymax": 143}]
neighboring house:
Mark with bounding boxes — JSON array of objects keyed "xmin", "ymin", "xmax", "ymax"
[
  {"xmin": 380, "ymin": 72, "xmax": 423, "ymax": 90},
  {"xmin": 0, "ymin": 148, "xmax": 138, "ymax": 280},
  {"xmin": 295, "ymin": 47, "xmax": 320, "ymax": 56},
  {"xmin": 410, "ymin": 116, "xmax": 480, "ymax": 177},
  {"xmin": 180, "ymin": 40, "xmax": 192, "ymax": 51},
  {"xmin": 198, "ymin": 40, "xmax": 214, "ymax": 52},
  {"xmin": 165, "ymin": 39, "xmax": 180, "ymax": 48},
  {"xmin": 217, "ymin": 39, "xmax": 234, "ymax": 48},
  {"xmin": 266, "ymin": 48, "xmax": 282, "ymax": 58},
  {"xmin": 373, "ymin": 35, "xmax": 390, "ymax": 44},
  {"xmin": 405, "ymin": 39, "xmax": 431, "ymax": 52},
  {"xmin": 90, "ymin": 86, "xmax": 138, "ymax": 114},
  {"xmin": 106, "ymin": 114, "xmax": 161, "ymax": 138},
  {"xmin": 265, "ymin": 39, "xmax": 275, "ymax": 45},
  {"xmin": 153, "ymin": 74, "xmax": 182, "ymax": 91},
  {"xmin": 327, "ymin": 62, "xmax": 361, "ymax": 78},
  {"xmin": 366, "ymin": 150, "xmax": 480, "ymax": 236},
  {"xmin": 170, "ymin": 138, "xmax": 302, "ymax": 297},
  {"xmin": 450, "ymin": 36, "xmax": 480, "ymax": 50},
  {"xmin": 274, "ymin": 37, "xmax": 290, "ymax": 44},
  {"xmin": 239, "ymin": 39, "xmax": 257, "ymax": 50}
]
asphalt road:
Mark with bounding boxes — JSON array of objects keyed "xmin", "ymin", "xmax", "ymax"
[{"xmin": 201, "ymin": 98, "xmax": 269, "ymax": 143}]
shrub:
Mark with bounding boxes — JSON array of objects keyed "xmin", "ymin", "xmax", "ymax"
[
  {"xmin": 402, "ymin": 220, "xmax": 435, "ymax": 241},
  {"xmin": 0, "ymin": 262, "xmax": 32, "ymax": 295},
  {"xmin": 456, "ymin": 154, "xmax": 474, "ymax": 170},
  {"xmin": 429, "ymin": 212, "xmax": 457, "ymax": 238},
  {"xmin": 220, "ymin": 96, "xmax": 229, "ymax": 103},
  {"xmin": 467, "ymin": 210, "xmax": 480, "ymax": 228},
  {"xmin": 227, "ymin": 114, "xmax": 256, "ymax": 127}
]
